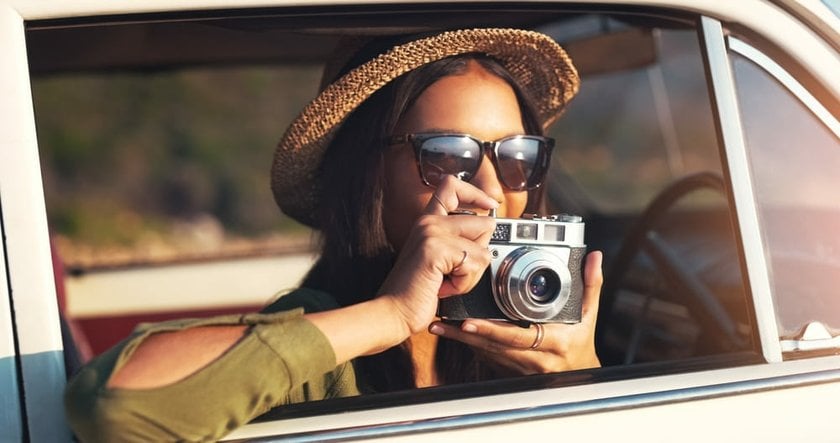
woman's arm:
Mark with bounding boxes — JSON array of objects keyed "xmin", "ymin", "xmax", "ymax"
[
  {"xmin": 107, "ymin": 297, "xmax": 410, "ymax": 390},
  {"xmin": 107, "ymin": 176, "xmax": 498, "ymax": 390},
  {"xmin": 106, "ymin": 325, "xmax": 248, "ymax": 389},
  {"xmin": 66, "ymin": 177, "xmax": 498, "ymax": 441},
  {"xmin": 65, "ymin": 308, "xmax": 358, "ymax": 442}
]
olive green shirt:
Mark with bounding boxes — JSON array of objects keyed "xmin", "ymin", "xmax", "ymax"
[{"xmin": 64, "ymin": 288, "xmax": 359, "ymax": 442}]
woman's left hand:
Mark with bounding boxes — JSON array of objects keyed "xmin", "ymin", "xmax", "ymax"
[{"xmin": 429, "ymin": 250, "xmax": 603, "ymax": 373}]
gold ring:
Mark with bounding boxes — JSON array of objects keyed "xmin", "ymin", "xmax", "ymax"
[
  {"xmin": 529, "ymin": 323, "xmax": 545, "ymax": 350},
  {"xmin": 431, "ymin": 194, "xmax": 448, "ymax": 212},
  {"xmin": 453, "ymin": 250, "xmax": 468, "ymax": 272}
]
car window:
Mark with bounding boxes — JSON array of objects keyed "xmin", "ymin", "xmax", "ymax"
[
  {"xmin": 545, "ymin": 16, "xmax": 754, "ymax": 365},
  {"xmin": 28, "ymin": 7, "xmax": 759, "ymax": 422},
  {"xmin": 546, "ymin": 20, "xmax": 721, "ymax": 215},
  {"xmin": 729, "ymin": 38, "xmax": 840, "ymax": 343},
  {"xmin": 32, "ymin": 64, "xmax": 322, "ymax": 356},
  {"xmin": 33, "ymin": 66, "xmax": 320, "ymax": 266}
]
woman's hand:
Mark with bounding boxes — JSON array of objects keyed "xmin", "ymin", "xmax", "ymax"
[
  {"xmin": 378, "ymin": 176, "xmax": 499, "ymax": 338},
  {"xmin": 428, "ymin": 250, "xmax": 603, "ymax": 373}
]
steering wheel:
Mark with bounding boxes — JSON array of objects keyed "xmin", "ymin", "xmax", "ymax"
[{"xmin": 596, "ymin": 171, "xmax": 749, "ymax": 365}]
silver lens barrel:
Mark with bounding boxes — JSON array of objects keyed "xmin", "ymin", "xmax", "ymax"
[{"xmin": 492, "ymin": 246, "xmax": 572, "ymax": 322}]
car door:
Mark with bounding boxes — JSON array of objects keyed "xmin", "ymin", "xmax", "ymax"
[{"xmin": 4, "ymin": 0, "xmax": 840, "ymax": 442}]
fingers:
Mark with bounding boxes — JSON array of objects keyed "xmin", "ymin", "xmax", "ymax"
[
  {"xmin": 431, "ymin": 319, "xmax": 541, "ymax": 351},
  {"xmin": 423, "ymin": 175, "xmax": 499, "ymax": 216},
  {"xmin": 429, "ymin": 320, "xmax": 545, "ymax": 373},
  {"xmin": 438, "ymin": 242, "xmax": 492, "ymax": 297},
  {"xmin": 430, "ymin": 318, "xmax": 600, "ymax": 373},
  {"xmin": 581, "ymin": 251, "xmax": 604, "ymax": 323},
  {"xmin": 414, "ymin": 211, "xmax": 496, "ymax": 245},
  {"xmin": 378, "ymin": 178, "xmax": 502, "ymax": 334},
  {"xmin": 409, "ymin": 202, "xmax": 496, "ymax": 296},
  {"xmin": 382, "ymin": 214, "xmax": 493, "ymax": 307}
]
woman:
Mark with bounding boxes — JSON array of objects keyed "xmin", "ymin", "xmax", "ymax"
[{"xmin": 65, "ymin": 28, "xmax": 603, "ymax": 442}]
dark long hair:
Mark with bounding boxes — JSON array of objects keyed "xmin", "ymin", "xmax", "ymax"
[{"xmin": 301, "ymin": 53, "xmax": 545, "ymax": 393}]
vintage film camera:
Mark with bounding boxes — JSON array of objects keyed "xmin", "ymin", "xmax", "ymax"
[{"xmin": 439, "ymin": 212, "xmax": 586, "ymax": 324}]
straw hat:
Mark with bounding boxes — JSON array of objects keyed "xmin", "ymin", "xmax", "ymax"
[{"xmin": 271, "ymin": 28, "xmax": 580, "ymax": 227}]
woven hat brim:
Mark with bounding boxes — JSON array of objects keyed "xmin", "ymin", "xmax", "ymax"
[{"xmin": 272, "ymin": 28, "xmax": 580, "ymax": 227}]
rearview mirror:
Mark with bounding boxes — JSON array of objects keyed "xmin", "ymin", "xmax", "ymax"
[{"xmin": 563, "ymin": 28, "xmax": 658, "ymax": 76}]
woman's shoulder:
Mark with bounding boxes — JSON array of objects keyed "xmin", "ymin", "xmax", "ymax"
[{"xmin": 261, "ymin": 287, "xmax": 341, "ymax": 314}]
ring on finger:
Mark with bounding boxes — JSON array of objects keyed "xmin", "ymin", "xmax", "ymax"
[
  {"xmin": 453, "ymin": 250, "xmax": 468, "ymax": 272},
  {"xmin": 431, "ymin": 194, "xmax": 448, "ymax": 213},
  {"xmin": 529, "ymin": 323, "xmax": 545, "ymax": 350}
]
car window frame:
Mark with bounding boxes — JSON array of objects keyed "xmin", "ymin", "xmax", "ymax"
[
  {"xmin": 726, "ymin": 35, "xmax": 840, "ymax": 352},
  {"xmin": 727, "ymin": 37, "xmax": 840, "ymax": 138},
  {"xmin": 697, "ymin": 16, "xmax": 782, "ymax": 363},
  {"xmin": 0, "ymin": 6, "xmax": 70, "ymax": 442},
  {"xmin": 3, "ymin": 1, "xmax": 840, "ymax": 440},
  {"xmin": 0, "ymin": 203, "xmax": 25, "ymax": 443}
]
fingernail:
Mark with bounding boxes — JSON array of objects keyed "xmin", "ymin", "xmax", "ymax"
[
  {"xmin": 462, "ymin": 322, "xmax": 478, "ymax": 333},
  {"xmin": 429, "ymin": 324, "xmax": 444, "ymax": 335}
]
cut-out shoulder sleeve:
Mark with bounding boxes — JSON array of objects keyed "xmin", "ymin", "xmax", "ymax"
[{"xmin": 64, "ymin": 289, "xmax": 359, "ymax": 442}]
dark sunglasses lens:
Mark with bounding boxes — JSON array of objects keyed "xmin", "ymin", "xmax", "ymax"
[
  {"xmin": 496, "ymin": 137, "xmax": 545, "ymax": 190},
  {"xmin": 418, "ymin": 136, "xmax": 482, "ymax": 186}
]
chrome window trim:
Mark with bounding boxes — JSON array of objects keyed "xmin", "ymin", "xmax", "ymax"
[
  {"xmin": 238, "ymin": 364, "xmax": 840, "ymax": 442},
  {"xmin": 699, "ymin": 16, "xmax": 782, "ymax": 363},
  {"xmin": 728, "ymin": 36, "xmax": 840, "ymax": 140}
]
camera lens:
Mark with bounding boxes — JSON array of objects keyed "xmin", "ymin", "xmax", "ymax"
[
  {"xmin": 492, "ymin": 246, "xmax": 572, "ymax": 322},
  {"xmin": 527, "ymin": 269, "xmax": 561, "ymax": 303}
]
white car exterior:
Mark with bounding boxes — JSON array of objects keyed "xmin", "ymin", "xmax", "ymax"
[{"xmin": 1, "ymin": 1, "xmax": 839, "ymax": 441}]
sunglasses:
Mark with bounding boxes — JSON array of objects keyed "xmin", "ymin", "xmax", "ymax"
[{"xmin": 387, "ymin": 133, "xmax": 554, "ymax": 191}]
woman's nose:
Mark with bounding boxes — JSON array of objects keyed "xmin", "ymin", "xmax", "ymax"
[{"xmin": 470, "ymin": 155, "xmax": 505, "ymax": 206}]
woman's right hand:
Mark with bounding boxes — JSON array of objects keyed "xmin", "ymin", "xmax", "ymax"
[
  {"xmin": 307, "ymin": 176, "xmax": 499, "ymax": 364},
  {"xmin": 378, "ymin": 176, "xmax": 499, "ymax": 336}
]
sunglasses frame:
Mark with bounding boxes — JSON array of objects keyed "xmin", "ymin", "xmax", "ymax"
[{"xmin": 387, "ymin": 133, "xmax": 555, "ymax": 191}]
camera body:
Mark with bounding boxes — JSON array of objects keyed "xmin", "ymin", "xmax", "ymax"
[{"xmin": 439, "ymin": 213, "xmax": 586, "ymax": 324}]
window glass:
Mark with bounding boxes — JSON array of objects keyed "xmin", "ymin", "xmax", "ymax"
[
  {"xmin": 545, "ymin": 18, "xmax": 754, "ymax": 365},
  {"xmin": 30, "ymin": 11, "xmax": 756, "ymax": 409},
  {"xmin": 547, "ymin": 24, "xmax": 721, "ymax": 215},
  {"xmin": 731, "ymin": 50, "xmax": 840, "ymax": 340},
  {"xmin": 35, "ymin": 66, "xmax": 319, "ymax": 266},
  {"xmin": 33, "ymin": 64, "xmax": 321, "ymax": 354}
]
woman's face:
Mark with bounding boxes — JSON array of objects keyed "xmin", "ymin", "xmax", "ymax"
[{"xmin": 383, "ymin": 61, "xmax": 529, "ymax": 251}]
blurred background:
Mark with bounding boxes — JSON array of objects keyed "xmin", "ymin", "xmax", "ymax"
[
  {"xmin": 30, "ymin": 16, "xmax": 729, "ymax": 361},
  {"xmin": 34, "ymin": 65, "xmax": 321, "ymax": 269}
]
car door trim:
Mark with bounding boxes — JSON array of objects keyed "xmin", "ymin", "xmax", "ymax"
[
  {"xmin": 238, "ymin": 365, "xmax": 840, "ymax": 442},
  {"xmin": 0, "ymin": 7, "xmax": 71, "ymax": 441},
  {"xmin": 697, "ymin": 16, "xmax": 782, "ymax": 363},
  {"xmin": 728, "ymin": 36, "xmax": 840, "ymax": 139}
]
